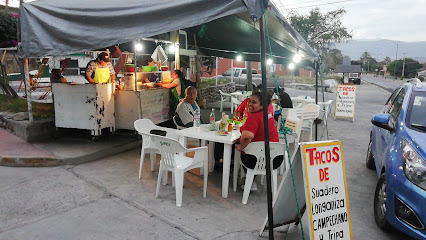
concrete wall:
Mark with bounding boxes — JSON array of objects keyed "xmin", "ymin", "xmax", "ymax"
[
  {"xmin": 200, "ymin": 82, "xmax": 235, "ymax": 104},
  {"xmin": 0, "ymin": 112, "xmax": 55, "ymax": 143}
]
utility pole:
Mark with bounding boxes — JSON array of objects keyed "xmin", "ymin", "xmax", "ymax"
[
  {"xmin": 402, "ymin": 53, "xmax": 407, "ymax": 78},
  {"xmin": 389, "ymin": 41, "xmax": 398, "ymax": 79}
]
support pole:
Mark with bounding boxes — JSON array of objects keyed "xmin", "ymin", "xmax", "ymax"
[
  {"xmin": 260, "ymin": 14, "xmax": 274, "ymax": 240},
  {"xmin": 215, "ymin": 57, "xmax": 218, "ymax": 86},
  {"xmin": 315, "ymin": 60, "xmax": 319, "ymax": 141},
  {"xmin": 247, "ymin": 61, "xmax": 253, "ymax": 91},
  {"xmin": 24, "ymin": 59, "xmax": 33, "ymax": 122},
  {"xmin": 175, "ymin": 31, "xmax": 180, "ymax": 70},
  {"xmin": 231, "ymin": 59, "xmax": 234, "ymax": 83}
]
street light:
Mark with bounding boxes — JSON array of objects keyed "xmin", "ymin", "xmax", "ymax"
[{"xmin": 389, "ymin": 40, "xmax": 399, "ymax": 79}]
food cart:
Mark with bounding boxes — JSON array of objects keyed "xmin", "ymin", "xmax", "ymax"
[
  {"xmin": 115, "ymin": 71, "xmax": 172, "ymax": 130},
  {"xmin": 52, "ymin": 82, "xmax": 115, "ymax": 141}
]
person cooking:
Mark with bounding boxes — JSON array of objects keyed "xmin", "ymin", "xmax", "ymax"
[
  {"xmin": 86, "ymin": 52, "xmax": 116, "ymax": 84},
  {"xmin": 159, "ymin": 69, "xmax": 186, "ymax": 111}
]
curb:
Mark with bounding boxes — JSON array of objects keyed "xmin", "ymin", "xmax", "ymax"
[
  {"xmin": 361, "ymin": 79, "xmax": 394, "ymax": 93},
  {"xmin": 0, "ymin": 156, "xmax": 64, "ymax": 167},
  {"xmin": 0, "ymin": 140, "xmax": 140, "ymax": 167}
]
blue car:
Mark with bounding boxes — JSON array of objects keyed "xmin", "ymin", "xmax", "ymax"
[{"xmin": 366, "ymin": 78, "xmax": 426, "ymax": 239}]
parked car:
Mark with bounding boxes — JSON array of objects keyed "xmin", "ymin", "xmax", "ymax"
[
  {"xmin": 366, "ymin": 78, "xmax": 426, "ymax": 239},
  {"xmin": 221, "ymin": 68, "xmax": 285, "ymax": 89}
]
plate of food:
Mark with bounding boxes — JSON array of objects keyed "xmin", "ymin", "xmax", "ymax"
[{"xmin": 216, "ymin": 130, "xmax": 228, "ymax": 136}]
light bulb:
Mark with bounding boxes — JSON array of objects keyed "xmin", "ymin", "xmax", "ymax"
[
  {"xmin": 267, "ymin": 59, "xmax": 272, "ymax": 65},
  {"xmin": 293, "ymin": 53, "xmax": 302, "ymax": 63},
  {"xmin": 135, "ymin": 43, "xmax": 143, "ymax": 52},
  {"xmin": 169, "ymin": 44, "xmax": 175, "ymax": 53},
  {"xmin": 288, "ymin": 63, "xmax": 295, "ymax": 70},
  {"xmin": 236, "ymin": 55, "xmax": 242, "ymax": 62}
]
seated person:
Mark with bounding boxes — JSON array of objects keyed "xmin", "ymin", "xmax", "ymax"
[
  {"xmin": 174, "ymin": 86, "xmax": 199, "ymax": 128},
  {"xmin": 274, "ymin": 87, "xmax": 293, "ymax": 122},
  {"xmin": 234, "ymin": 85, "xmax": 274, "ymax": 119},
  {"xmin": 236, "ymin": 91, "xmax": 283, "ymax": 190}
]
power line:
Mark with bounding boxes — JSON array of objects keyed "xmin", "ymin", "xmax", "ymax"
[{"xmin": 286, "ymin": 0, "xmax": 353, "ymax": 10}]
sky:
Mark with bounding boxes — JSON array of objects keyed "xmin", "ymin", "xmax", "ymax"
[{"xmin": 271, "ymin": 0, "xmax": 426, "ymax": 42}]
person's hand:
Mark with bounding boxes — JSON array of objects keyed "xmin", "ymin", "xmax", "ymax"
[{"xmin": 235, "ymin": 144, "xmax": 243, "ymax": 152}]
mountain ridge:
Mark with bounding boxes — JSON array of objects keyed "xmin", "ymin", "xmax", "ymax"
[{"xmin": 335, "ymin": 39, "xmax": 426, "ymax": 63}]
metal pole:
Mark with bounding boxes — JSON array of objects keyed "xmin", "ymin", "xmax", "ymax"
[
  {"xmin": 402, "ymin": 53, "xmax": 406, "ymax": 78},
  {"xmin": 393, "ymin": 42, "xmax": 398, "ymax": 78},
  {"xmin": 260, "ymin": 13, "xmax": 274, "ymax": 240},
  {"xmin": 231, "ymin": 59, "xmax": 234, "ymax": 83},
  {"xmin": 175, "ymin": 31, "xmax": 180, "ymax": 70},
  {"xmin": 215, "ymin": 57, "xmax": 218, "ymax": 85},
  {"xmin": 247, "ymin": 61, "xmax": 253, "ymax": 91},
  {"xmin": 315, "ymin": 60, "xmax": 318, "ymax": 141}
]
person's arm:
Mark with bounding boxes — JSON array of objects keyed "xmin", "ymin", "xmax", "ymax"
[
  {"xmin": 161, "ymin": 82, "xmax": 178, "ymax": 89},
  {"xmin": 86, "ymin": 64, "xmax": 95, "ymax": 84},
  {"xmin": 234, "ymin": 99, "xmax": 247, "ymax": 119},
  {"xmin": 236, "ymin": 130, "xmax": 254, "ymax": 151},
  {"xmin": 108, "ymin": 63, "xmax": 117, "ymax": 84}
]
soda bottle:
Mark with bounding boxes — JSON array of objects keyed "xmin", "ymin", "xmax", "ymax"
[{"xmin": 209, "ymin": 108, "xmax": 215, "ymax": 124}]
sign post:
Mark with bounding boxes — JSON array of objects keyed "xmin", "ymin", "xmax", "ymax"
[
  {"xmin": 301, "ymin": 141, "xmax": 353, "ymax": 240},
  {"xmin": 334, "ymin": 85, "xmax": 357, "ymax": 122}
]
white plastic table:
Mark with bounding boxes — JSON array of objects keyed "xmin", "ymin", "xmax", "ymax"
[{"xmin": 176, "ymin": 124, "xmax": 241, "ymax": 198}]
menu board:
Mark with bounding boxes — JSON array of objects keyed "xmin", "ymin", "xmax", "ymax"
[
  {"xmin": 301, "ymin": 141, "xmax": 353, "ymax": 240},
  {"xmin": 335, "ymin": 85, "xmax": 357, "ymax": 119},
  {"xmin": 140, "ymin": 88, "xmax": 171, "ymax": 124}
]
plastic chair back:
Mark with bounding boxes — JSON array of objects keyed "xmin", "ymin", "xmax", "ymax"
[{"xmin": 243, "ymin": 142, "xmax": 285, "ymax": 171}]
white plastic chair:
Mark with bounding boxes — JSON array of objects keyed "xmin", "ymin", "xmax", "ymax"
[
  {"xmin": 231, "ymin": 97, "xmax": 241, "ymax": 114},
  {"xmin": 150, "ymin": 134, "xmax": 208, "ymax": 207},
  {"xmin": 291, "ymin": 98, "xmax": 308, "ymax": 108},
  {"xmin": 172, "ymin": 116, "xmax": 185, "ymax": 130},
  {"xmin": 233, "ymin": 142, "xmax": 286, "ymax": 204},
  {"xmin": 300, "ymin": 104, "xmax": 320, "ymax": 141},
  {"xmin": 219, "ymin": 90, "xmax": 232, "ymax": 112},
  {"xmin": 317, "ymin": 100, "xmax": 333, "ymax": 125},
  {"xmin": 134, "ymin": 119, "xmax": 178, "ymax": 179}
]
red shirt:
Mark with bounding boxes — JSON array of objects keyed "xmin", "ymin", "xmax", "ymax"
[
  {"xmin": 236, "ymin": 98, "xmax": 274, "ymax": 117},
  {"xmin": 240, "ymin": 110, "xmax": 279, "ymax": 142}
]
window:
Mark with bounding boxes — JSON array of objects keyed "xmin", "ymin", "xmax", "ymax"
[
  {"xmin": 234, "ymin": 69, "xmax": 240, "ymax": 77},
  {"xmin": 242, "ymin": 69, "xmax": 247, "ymax": 74},
  {"xmin": 252, "ymin": 69, "xmax": 258, "ymax": 74},
  {"xmin": 222, "ymin": 69, "xmax": 232, "ymax": 76},
  {"xmin": 383, "ymin": 88, "xmax": 401, "ymax": 113},
  {"xmin": 388, "ymin": 89, "xmax": 406, "ymax": 127},
  {"xmin": 407, "ymin": 91, "xmax": 426, "ymax": 131},
  {"xmin": 349, "ymin": 73, "xmax": 358, "ymax": 78}
]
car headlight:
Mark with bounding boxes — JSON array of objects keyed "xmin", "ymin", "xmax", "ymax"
[{"xmin": 401, "ymin": 138, "xmax": 426, "ymax": 190}]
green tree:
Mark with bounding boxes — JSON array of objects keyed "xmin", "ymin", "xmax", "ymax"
[
  {"xmin": 288, "ymin": 8, "xmax": 352, "ymax": 52},
  {"xmin": 387, "ymin": 58, "xmax": 421, "ymax": 77},
  {"xmin": 382, "ymin": 56, "xmax": 392, "ymax": 65},
  {"xmin": 323, "ymin": 48, "xmax": 343, "ymax": 71},
  {"xmin": 0, "ymin": 12, "xmax": 18, "ymax": 47}
]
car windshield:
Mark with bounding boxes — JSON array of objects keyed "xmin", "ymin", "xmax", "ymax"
[{"xmin": 406, "ymin": 91, "xmax": 426, "ymax": 132}]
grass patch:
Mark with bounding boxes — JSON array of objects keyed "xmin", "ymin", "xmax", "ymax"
[
  {"xmin": 199, "ymin": 78, "xmax": 229, "ymax": 88},
  {"xmin": 0, "ymin": 94, "xmax": 54, "ymax": 119}
]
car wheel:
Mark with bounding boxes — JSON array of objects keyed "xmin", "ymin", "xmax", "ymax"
[
  {"xmin": 374, "ymin": 173, "xmax": 392, "ymax": 231},
  {"xmin": 366, "ymin": 139, "xmax": 376, "ymax": 169}
]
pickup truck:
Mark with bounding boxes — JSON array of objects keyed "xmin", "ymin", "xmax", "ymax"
[{"xmin": 221, "ymin": 67, "xmax": 284, "ymax": 89}]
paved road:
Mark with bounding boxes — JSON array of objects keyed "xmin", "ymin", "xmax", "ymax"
[
  {"xmin": 0, "ymin": 82, "xmax": 413, "ymax": 239},
  {"xmin": 361, "ymin": 74, "xmax": 404, "ymax": 93}
]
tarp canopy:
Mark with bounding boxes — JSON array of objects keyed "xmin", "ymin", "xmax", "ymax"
[{"xmin": 18, "ymin": 0, "xmax": 317, "ymax": 62}]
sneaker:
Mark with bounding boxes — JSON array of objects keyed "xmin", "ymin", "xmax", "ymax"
[{"xmin": 241, "ymin": 181, "xmax": 258, "ymax": 191}]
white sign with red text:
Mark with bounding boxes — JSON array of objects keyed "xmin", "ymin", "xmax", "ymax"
[
  {"xmin": 301, "ymin": 141, "xmax": 353, "ymax": 240},
  {"xmin": 335, "ymin": 85, "xmax": 357, "ymax": 119}
]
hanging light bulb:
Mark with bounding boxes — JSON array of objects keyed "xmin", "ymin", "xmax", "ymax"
[
  {"xmin": 236, "ymin": 55, "xmax": 242, "ymax": 62},
  {"xmin": 169, "ymin": 44, "xmax": 175, "ymax": 53},
  {"xmin": 293, "ymin": 53, "xmax": 302, "ymax": 63},
  {"xmin": 288, "ymin": 62, "xmax": 295, "ymax": 70},
  {"xmin": 134, "ymin": 42, "xmax": 143, "ymax": 52},
  {"xmin": 267, "ymin": 58, "xmax": 273, "ymax": 65}
]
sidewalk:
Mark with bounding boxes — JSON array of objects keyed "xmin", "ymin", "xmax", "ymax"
[{"xmin": 0, "ymin": 128, "xmax": 140, "ymax": 167}]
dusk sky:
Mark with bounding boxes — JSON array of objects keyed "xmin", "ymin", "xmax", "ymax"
[{"xmin": 272, "ymin": 0, "xmax": 426, "ymax": 43}]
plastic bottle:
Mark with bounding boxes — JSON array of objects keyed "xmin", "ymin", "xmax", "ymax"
[
  {"xmin": 209, "ymin": 108, "xmax": 215, "ymax": 124},
  {"xmin": 228, "ymin": 123, "xmax": 233, "ymax": 132},
  {"xmin": 193, "ymin": 108, "xmax": 201, "ymax": 128}
]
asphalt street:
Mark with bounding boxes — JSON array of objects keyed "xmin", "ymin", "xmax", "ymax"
[{"xmin": 0, "ymin": 82, "xmax": 414, "ymax": 239}]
